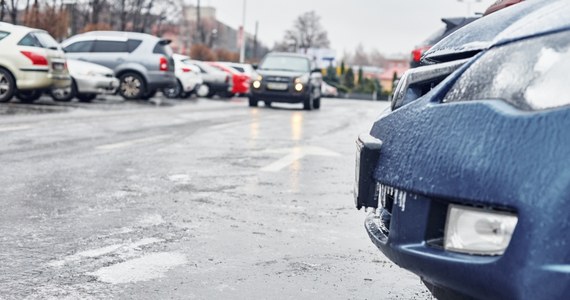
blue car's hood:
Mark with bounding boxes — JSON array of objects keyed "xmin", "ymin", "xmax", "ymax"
[{"xmin": 423, "ymin": 0, "xmax": 570, "ymax": 63}]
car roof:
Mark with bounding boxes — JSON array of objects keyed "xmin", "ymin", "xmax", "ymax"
[
  {"xmin": 266, "ymin": 52, "xmax": 311, "ymax": 59},
  {"xmin": 173, "ymin": 54, "xmax": 190, "ymax": 60},
  {"xmin": 484, "ymin": 0, "xmax": 525, "ymax": 16},
  {"xmin": 0, "ymin": 22, "xmax": 40, "ymax": 34},
  {"xmin": 423, "ymin": 0, "xmax": 564, "ymax": 64},
  {"xmin": 73, "ymin": 31, "xmax": 162, "ymax": 41}
]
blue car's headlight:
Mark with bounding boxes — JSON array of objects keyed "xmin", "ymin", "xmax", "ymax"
[{"xmin": 443, "ymin": 30, "xmax": 570, "ymax": 111}]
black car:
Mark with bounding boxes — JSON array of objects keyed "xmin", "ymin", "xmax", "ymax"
[
  {"xmin": 250, "ymin": 52, "xmax": 322, "ymax": 110},
  {"xmin": 410, "ymin": 17, "xmax": 479, "ymax": 68}
]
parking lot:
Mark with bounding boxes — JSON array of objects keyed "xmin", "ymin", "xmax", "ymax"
[{"xmin": 0, "ymin": 96, "xmax": 432, "ymax": 299}]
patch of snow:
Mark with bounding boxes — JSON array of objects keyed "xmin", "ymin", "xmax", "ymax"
[{"xmin": 89, "ymin": 252, "xmax": 188, "ymax": 284}]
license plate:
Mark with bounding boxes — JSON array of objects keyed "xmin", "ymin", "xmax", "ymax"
[
  {"xmin": 53, "ymin": 63, "xmax": 64, "ymax": 71},
  {"xmin": 267, "ymin": 82, "xmax": 288, "ymax": 90}
]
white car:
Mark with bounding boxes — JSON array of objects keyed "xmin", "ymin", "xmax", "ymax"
[
  {"xmin": 321, "ymin": 81, "xmax": 338, "ymax": 98},
  {"xmin": 162, "ymin": 54, "xmax": 203, "ymax": 99},
  {"xmin": 220, "ymin": 62, "xmax": 254, "ymax": 77},
  {"xmin": 0, "ymin": 22, "xmax": 70, "ymax": 103},
  {"xmin": 50, "ymin": 59, "xmax": 119, "ymax": 102}
]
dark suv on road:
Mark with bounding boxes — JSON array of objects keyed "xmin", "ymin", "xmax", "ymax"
[
  {"xmin": 355, "ymin": 0, "xmax": 570, "ymax": 299},
  {"xmin": 61, "ymin": 31, "xmax": 176, "ymax": 100},
  {"xmin": 250, "ymin": 52, "xmax": 322, "ymax": 110}
]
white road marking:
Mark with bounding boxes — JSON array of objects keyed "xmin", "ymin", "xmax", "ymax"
[
  {"xmin": 48, "ymin": 238, "xmax": 163, "ymax": 267},
  {"xmin": 89, "ymin": 252, "xmax": 188, "ymax": 284},
  {"xmin": 261, "ymin": 146, "xmax": 341, "ymax": 172},
  {"xmin": 0, "ymin": 125, "xmax": 32, "ymax": 132},
  {"xmin": 96, "ymin": 135, "xmax": 170, "ymax": 150}
]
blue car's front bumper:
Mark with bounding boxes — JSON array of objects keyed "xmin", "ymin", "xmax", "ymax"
[{"xmin": 359, "ymin": 97, "xmax": 570, "ymax": 299}]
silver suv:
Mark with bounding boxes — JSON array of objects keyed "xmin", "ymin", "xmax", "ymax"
[{"xmin": 61, "ymin": 31, "xmax": 176, "ymax": 100}]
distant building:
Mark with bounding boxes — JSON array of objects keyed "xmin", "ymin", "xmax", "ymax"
[
  {"xmin": 165, "ymin": 4, "xmax": 266, "ymax": 60},
  {"xmin": 379, "ymin": 56, "xmax": 409, "ymax": 93}
]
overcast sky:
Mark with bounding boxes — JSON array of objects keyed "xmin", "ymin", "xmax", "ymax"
[{"xmin": 194, "ymin": 0, "xmax": 496, "ymax": 56}]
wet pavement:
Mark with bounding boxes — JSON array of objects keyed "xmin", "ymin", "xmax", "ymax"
[{"xmin": 0, "ymin": 96, "xmax": 432, "ymax": 299}]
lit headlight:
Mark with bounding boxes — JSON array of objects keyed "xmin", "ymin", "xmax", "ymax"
[
  {"xmin": 444, "ymin": 204, "xmax": 518, "ymax": 256},
  {"xmin": 294, "ymin": 83, "xmax": 304, "ymax": 92},
  {"xmin": 252, "ymin": 80, "xmax": 261, "ymax": 89}
]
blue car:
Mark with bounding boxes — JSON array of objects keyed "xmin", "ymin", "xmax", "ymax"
[{"xmin": 354, "ymin": 1, "xmax": 570, "ymax": 299}]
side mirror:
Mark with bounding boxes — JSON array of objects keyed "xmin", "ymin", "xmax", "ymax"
[
  {"xmin": 252, "ymin": 64, "xmax": 258, "ymax": 70},
  {"xmin": 311, "ymin": 68, "xmax": 322, "ymax": 74}
]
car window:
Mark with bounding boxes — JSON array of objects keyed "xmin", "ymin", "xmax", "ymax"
[
  {"xmin": 231, "ymin": 66, "xmax": 245, "ymax": 73},
  {"xmin": 18, "ymin": 33, "xmax": 43, "ymax": 48},
  {"xmin": 33, "ymin": 31, "xmax": 60, "ymax": 49},
  {"xmin": 153, "ymin": 42, "xmax": 173, "ymax": 56},
  {"xmin": 127, "ymin": 39, "xmax": 142, "ymax": 53},
  {"xmin": 259, "ymin": 56, "xmax": 310, "ymax": 72},
  {"xmin": 64, "ymin": 41, "xmax": 94, "ymax": 53},
  {"xmin": 422, "ymin": 27, "xmax": 446, "ymax": 46},
  {"xmin": 0, "ymin": 31, "xmax": 9, "ymax": 41},
  {"xmin": 92, "ymin": 40, "xmax": 128, "ymax": 53}
]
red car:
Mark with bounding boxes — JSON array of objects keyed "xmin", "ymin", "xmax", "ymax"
[
  {"xmin": 207, "ymin": 62, "xmax": 250, "ymax": 97},
  {"xmin": 484, "ymin": 0, "xmax": 525, "ymax": 16}
]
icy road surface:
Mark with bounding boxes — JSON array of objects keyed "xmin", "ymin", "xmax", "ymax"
[{"xmin": 0, "ymin": 96, "xmax": 432, "ymax": 299}]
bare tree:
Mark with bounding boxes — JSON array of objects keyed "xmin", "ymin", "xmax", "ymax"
[
  {"xmin": 281, "ymin": 10, "xmax": 330, "ymax": 53},
  {"xmin": 352, "ymin": 44, "xmax": 370, "ymax": 66},
  {"xmin": 1, "ymin": 0, "xmax": 6, "ymax": 21}
]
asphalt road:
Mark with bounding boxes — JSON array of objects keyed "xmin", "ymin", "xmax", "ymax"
[{"xmin": 0, "ymin": 96, "xmax": 432, "ymax": 299}]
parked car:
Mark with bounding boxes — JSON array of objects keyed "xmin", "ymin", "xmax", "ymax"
[
  {"xmin": 484, "ymin": 0, "xmax": 525, "ymax": 15},
  {"xmin": 219, "ymin": 62, "xmax": 255, "ymax": 78},
  {"xmin": 355, "ymin": 1, "xmax": 569, "ymax": 299},
  {"xmin": 162, "ymin": 54, "xmax": 203, "ymax": 99},
  {"xmin": 186, "ymin": 60, "xmax": 232, "ymax": 98},
  {"xmin": 207, "ymin": 61, "xmax": 250, "ymax": 97},
  {"xmin": 61, "ymin": 31, "xmax": 176, "ymax": 100},
  {"xmin": 50, "ymin": 59, "xmax": 119, "ymax": 102},
  {"xmin": 0, "ymin": 22, "xmax": 70, "ymax": 103},
  {"xmin": 321, "ymin": 81, "xmax": 338, "ymax": 98},
  {"xmin": 250, "ymin": 52, "xmax": 322, "ymax": 110},
  {"xmin": 410, "ymin": 17, "xmax": 479, "ymax": 68}
]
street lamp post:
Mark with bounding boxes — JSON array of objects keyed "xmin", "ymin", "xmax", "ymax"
[
  {"xmin": 239, "ymin": 0, "xmax": 247, "ymax": 63},
  {"xmin": 62, "ymin": 0, "xmax": 77, "ymax": 37}
]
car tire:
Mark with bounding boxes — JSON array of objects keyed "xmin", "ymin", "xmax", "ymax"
[
  {"xmin": 163, "ymin": 80, "xmax": 183, "ymax": 99},
  {"xmin": 180, "ymin": 91, "xmax": 192, "ymax": 99},
  {"xmin": 0, "ymin": 68, "xmax": 16, "ymax": 103},
  {"xmin": 303, "ymin": 93, "xmax": 313, "ymax": 111},
  {"xmin": 119, "ymin": 72, "xmax": 145, "ymax": 100},
  {"xmin": 77, "ymin": 93, "xmax": 97, "ymax": 103},
  {"xmin": 16, "ymin": 90, "xmax": 42, "ymax": 103},
  {"xmin": 249, "ymin": 96, "xmax": 258, "ymax": 107},
  {"xmin": 51, "ymin": 79, "xmax": 77, "ymax": 102},
  {"xmin": 196, "ymin": 84, "xmax": 210, "ymax": 98},
  {"xmin": 313, "ymin": 97, "xmax": 321, "ymax": 110},
  {"xmin": 141, "ymin": 89, "xmax": 157, "ymax": 100},
  {"xmin": 220, "ymin": 92, "xmax": 235, "ymax": 98},
  {"xmin": 264, "ymin": 100, "xmax": 272, "ymax": 107}
]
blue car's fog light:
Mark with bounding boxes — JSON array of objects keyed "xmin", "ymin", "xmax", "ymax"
[{"xmin": 444, "ymin": 205, "xmax": 518, "ymax": 256}]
